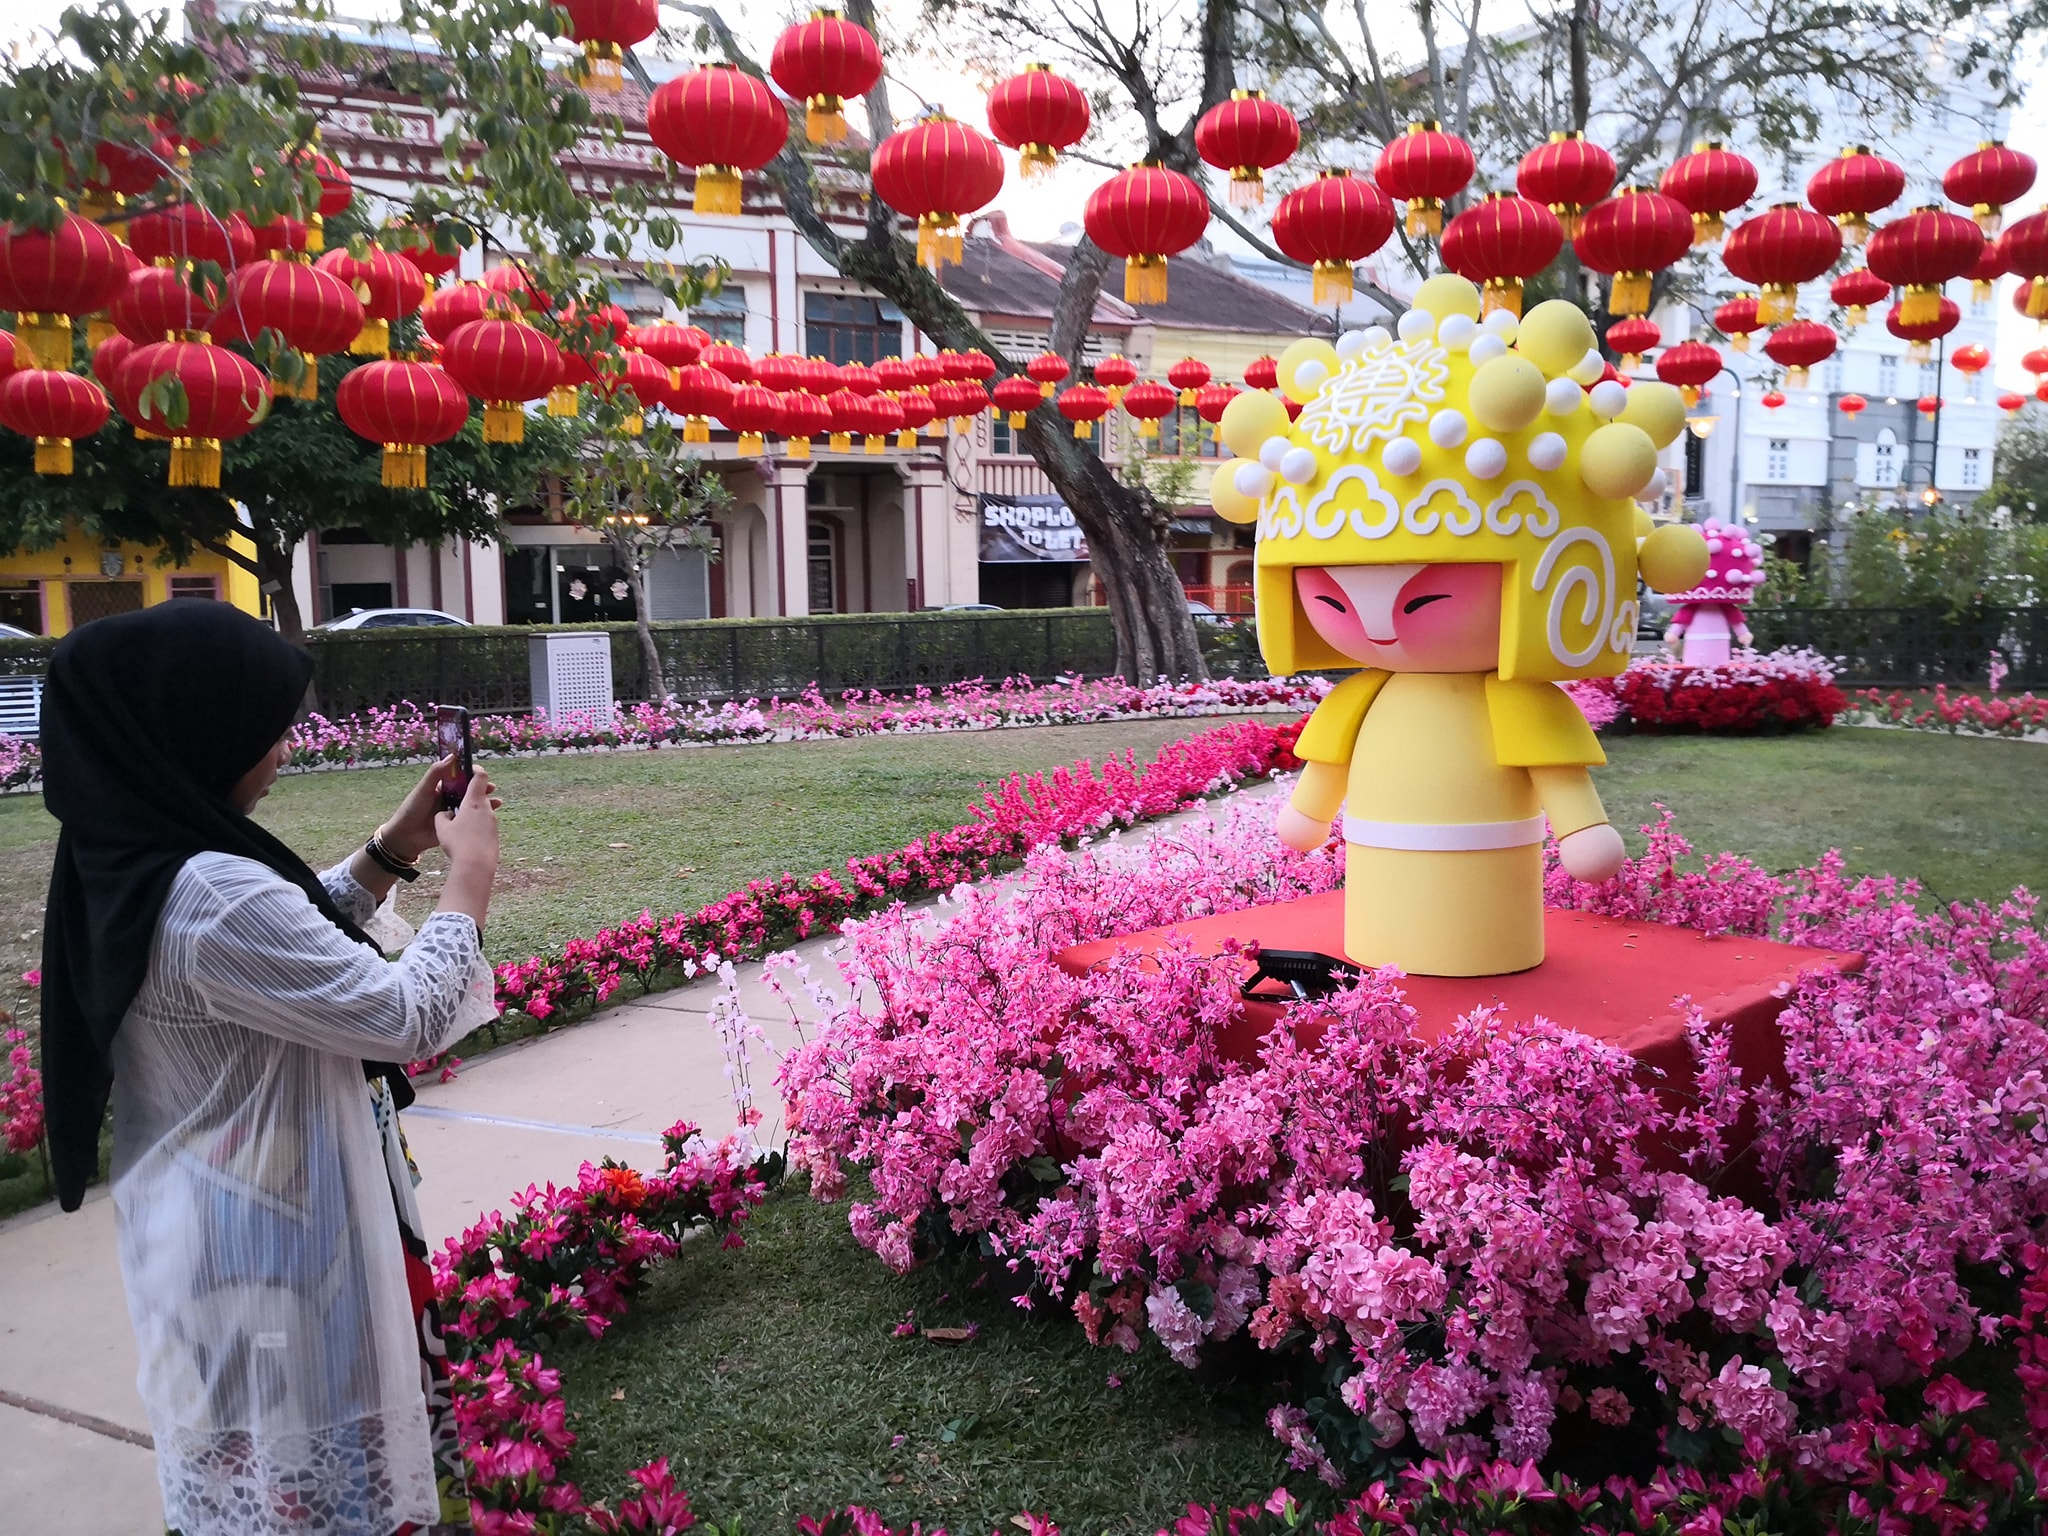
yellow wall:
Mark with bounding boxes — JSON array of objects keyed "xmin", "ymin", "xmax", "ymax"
[
  {"xmin": 1134, "ymin": 325, "xmax": 1307, "ymax": 503},
  {"xmin": 0, "ymin": 525, "xmax": 264, "ymax": 636}
]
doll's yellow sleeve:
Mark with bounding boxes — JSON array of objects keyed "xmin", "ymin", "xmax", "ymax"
[
  {"xmin": 1294, "ymin": 670, "xmax": 1389, "ymax": 765},
  {"xmin": 1484, "ymin": 676, "xmax": 1607, "ymax": 767}
]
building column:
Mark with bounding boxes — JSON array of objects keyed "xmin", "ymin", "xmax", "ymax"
[
  {"xmin": 895, "ymin": 456, "xmax": 946, "ymax": 610},
  {"xmin": 766, "ymin": 458, "xmax": 811, "ymax": 616}
]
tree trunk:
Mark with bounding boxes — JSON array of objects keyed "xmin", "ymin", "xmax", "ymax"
[
  {"xmin": 627, "ymin": 561, "xmax": 667, "ymax": 700},
  {"xmin": 255, "ymin": 534, "xmax": 308, "ymax": 645}
]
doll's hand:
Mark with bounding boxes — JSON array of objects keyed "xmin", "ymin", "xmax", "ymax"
[
  {"xmin": 1735, "ymin": 624, "xmax": 1754, "ymax": 646},
  {"xmin": 1276, "ymin": 804, "xmax": 1333, "ymax": 853},
  {"xmin": 1558, "ymin": 823, "xmax": 1626, "ymax": 882}
]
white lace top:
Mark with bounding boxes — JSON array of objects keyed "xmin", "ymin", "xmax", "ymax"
[{"xmin": 110, "ymin": 852, "xmax": 497, "ymax": 1536}]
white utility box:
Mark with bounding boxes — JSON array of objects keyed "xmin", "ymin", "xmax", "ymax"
[{"xmin": 529, "ymin": 631, "xmax": 614, "ymax": 718}]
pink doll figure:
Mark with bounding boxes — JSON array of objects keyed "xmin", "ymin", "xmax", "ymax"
[
  {"xmin": 1272, "ymin": 560, "xmax": 1626, "ymax": 976},
  {"xmin": 1665, "ymin": 518, "xmax": 1764, "ymax": 665}
]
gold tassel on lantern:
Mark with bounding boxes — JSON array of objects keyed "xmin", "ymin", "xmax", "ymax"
[
  {"xmin": 1785, "ymin": 366, "xmax": 1811, "ymax": 389},
  {"xmin": 1072, "ymin": 419, "xmax": 1092, "ymax": 439},
  {"xmin": 1123, "ymin": 254, "xmax": 1168, "ymax": 305},
  {"xmin": 1973, "ymin": 277, "xmax": 1995, "ymax": 303},
  {"xmin": 306, "ymin": 214, "xmax": 326, "ymax": 254},
  {"xmin": 1311, "ymin": 260, "xmax": 1355, "ymax": 307},
  {"xmin": 829, "ymin": 431, "xmax": 852, "ymax": 452},
  {"xmin": 272, "ymin": 353, "xmax": 319, "ymax": 401},
  {"xmin": 806, "ymin": 95, "xmax": 849, "ymax": 144},
  {"xmin": 1037, "ymin": 379, "xmax": 1055, "ymax": 397},
  {"xmin": 33, "ymin": 437, "xmax": 74, "ymax": 476},
  {"xmin": 1136, "ymin": 418, "xmax": 1159, "ymax": 438},
  {"xmin": 623, "ymin": 412, "xmax": 644, "ymax": 436},
  {"xmin": 916, "ymin": 213, "xmax": 964, "ymax": 272},
  {"xmin": 581, "ymin": 41, "xmax": 626, "ymax": 92},
  {"xmin": 864, "ymin": 434, "xmax": 883, "ymax": 454},
  {"xmin": 694, "ymin": 167, "xmax": 743, "ymax": 217},
  {"xmin": 684, "ymin": 416, "xmax": 710, "ymax": 443},
  {"xmin": 1897, "ymin": 284, "xmax": 1942, "ymax": 326},
  {"xmin": 169, "ymin": 436, "xmax": 223, "ymax": 488},
  {"xmin": 1007, "ymin": 410, "xmax": 1028, "ymax": 428},
  {"xmin": 1908, "ymin": 339, "xmax": 1932, "ymax": 364},
  {"xmin": 1405, "ymin": 199, "xmax": 1442, "ymax": 238},
  {"xmin": 1481, "ymin": 278, "xmax": 1524, "ymax": 318},
  {"xmin": 738, "ymin": 431, "xmax": 765, "ymax": 455},
  {"xmin": 381, "ymin": 442, "xmax": 428, "ymax": 488},
  {"xmin": 18, "ymin": 314, "xmax": 72, "ymax": 371},
  {"xmin": 789, "ymin": 437, "xmax": 812, "ymax": 459},
  {"xmin": 483, "ymin": 402, "xmax": 526, "ymax": 443},
  {"xmin": 1692, "ymin": 211, "xmax": 1725, "ymax": 246},
  {"xmin": 1606, "ymin": 271, "xmax": 1652, "ymax": 316},
  {"xmin": 350, "ymin": 317, "xmax": 391, "ymax": 357},
  {"xmin": 1680, "ymin": 386, "xmax": 1703, "ymax": 407},
  {"xmin": 86, "ymin": 314, "xmax": 117, "ymax": 349},
  {"xmin": 2030, "ymin": 285, "xmax": 2048, "ymax": 319},
  {"xmin": 1842, "ymin": 308, "xmax": 1867, "ymax": 331},
  {"xmin": 1757, "ymin": 285, "xmax": 1798, "ymax": 325},
  {"xmin": 951, "ymin": 414, "xmax": 970, "ymax": 435},
  {"xmin": 895, "ymin": 428, "xmax": 916, "ymax": 448},
  {"xmin": 1730, "ymin": 332, "xmax": 1751, "ymax": 351},
  {"xmin": 1019, "ymin": 143, "xmax": 1057, "ymax": 180},
  {"xmin": 1229, "ymin": 167, "xmax": 1264, "ymax": 209},
  {"xmin": 547, "ymin": 385, "xmax": 580, "ymax": 417}
]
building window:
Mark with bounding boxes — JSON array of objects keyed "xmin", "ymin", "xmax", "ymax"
[
  {"xmin": 1877, "ymin": 354, "xmax": 1898, "ymax": 398},
  {"xmin": 807, "ymin": 519, "xmax": 838, "ymax": 614},
  {"xmin": 0, "ymin": 582, "xmax": 43, "ymax": 634},
  {"xmin": 1919, "ymin": 363, "xmax": 1940, "ymax": 397},
  {"xmin": 1156, "ymin": 406, "xmax": 1222, "ymax": 458},
  {"xmin": 992, "ymin": 414, "xmax": 1105, "ymax": 457},
  {"xmin": 167, "ymin": 575, "xmax": 219, "ymax": 601},
  {"xmin": 1822, "ymin": 358, "xmax": 1843, "ymax": 393},
  {"xmin": 1765, "ymin": 438, "xmax": 1789, "ymax": 482},
  {"xmin": 691, "ymin": 287, "xmax": 747, "ymax": 344},
  {"xmin": 1962, "ymin": 447, "xmax": 1982, "ymax": 488},
  {"xmin": 804, "ymin": 292, "xmax": 902, "ymax": 365},
  {"xmin": 1874, "ymin": 428, "xmax": 1900, "ymax": 488}
]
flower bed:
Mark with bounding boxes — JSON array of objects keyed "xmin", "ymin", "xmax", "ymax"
[
  {"xmin": 481, "ymin": 717, "xmax": 1304, "ymax": 1042},
  {"xmin": 769, "ymin": 801, "xmax": 2048, "ymax": 1487},
  {"xmin": 1843, "ymin": 684, "xmax": 2048, "ymax": 740},
  {"xmin": 1564, "ymin": 650, "xmax": 1845, "ymax": 734}
]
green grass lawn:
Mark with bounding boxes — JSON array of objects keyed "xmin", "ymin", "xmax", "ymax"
[{"xmin": 556, "ymin": 1180, "xmax": 1288, "ymax": 1534}]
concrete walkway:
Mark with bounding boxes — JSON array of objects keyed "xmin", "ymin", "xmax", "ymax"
[{"xmin": 0, "ymin": 780, "xmax": 1284, "ymax": 1532}]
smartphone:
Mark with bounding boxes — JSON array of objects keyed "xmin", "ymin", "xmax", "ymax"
[{"xmin": 434, "ymin": 705, "xmax": 472, "ymax": 814}]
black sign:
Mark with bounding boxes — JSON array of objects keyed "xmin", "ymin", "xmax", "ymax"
[{"xmin": 978, "ymin": 494, "xmax": 1091, "ymax": 563}]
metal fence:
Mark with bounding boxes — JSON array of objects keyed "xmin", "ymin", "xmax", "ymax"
[{"xmin": 0, "ymin": 607, "xmax": 2035, "ymax": 721}]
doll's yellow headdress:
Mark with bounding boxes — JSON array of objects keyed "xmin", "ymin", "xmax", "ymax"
[{"xmin": 1216, "ymin": 275, "xmax": 1704, "ymax": 681}]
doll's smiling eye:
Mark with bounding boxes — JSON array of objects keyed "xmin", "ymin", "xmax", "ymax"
[
  {"xmin": 1313, "ymin": 595, "xmax": 1348, "ymax": 612},
  {"xmin": 1402, "ymin": 593, "xmax": 1451, "ymax": 614}
]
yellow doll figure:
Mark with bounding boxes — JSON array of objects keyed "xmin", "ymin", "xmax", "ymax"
[{"xmin": 1220, "ymin": 278, "xmax": 1707, "ymax": 976}]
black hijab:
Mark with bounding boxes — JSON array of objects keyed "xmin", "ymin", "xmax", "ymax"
[{"xmin": 40, "ymin": 602, "xmax": 409, "ymax": 1212}]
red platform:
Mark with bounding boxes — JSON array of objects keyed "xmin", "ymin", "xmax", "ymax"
[{"xmin": 1055, "ymin": 892, "xmax": 1862, "ymax": 1091}]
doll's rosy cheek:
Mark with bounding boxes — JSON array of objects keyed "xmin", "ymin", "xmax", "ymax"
[
  {"xmin": 1390, "ymin": 563, "xmax": 1503, "ymax": 664},
  {"xmin": 1296, "ymin": 567, "xmax": 1368, "ymax": 654}
]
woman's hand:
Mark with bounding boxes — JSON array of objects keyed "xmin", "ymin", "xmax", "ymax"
[
  {"xmin": 434, "ymin": 768, "xmax": 503, "ymax": 931},
  {"xmin": 378, "ymin": 755, "xmax": 458, "ymax": 865}
]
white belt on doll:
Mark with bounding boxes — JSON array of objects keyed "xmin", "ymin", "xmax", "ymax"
[{"xmin": 1342, "ymin": 814, "xmax": 1548, "ymax": 852}]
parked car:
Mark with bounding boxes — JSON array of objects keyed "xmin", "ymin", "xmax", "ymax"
[
  {"xmin": 1187, "ymin": 599, "xmax": 1232, "ymax": 627},
  {"xmin": 938, "ymin": 603, "xmax": 1005, "ymax": 612},
  {"xmin": 317, "ymin": 608, "xmax": 472, "ymax": 630},
  {"xmin": 0, "ymin": 624, "xmax": 35, "ymax": 640}
]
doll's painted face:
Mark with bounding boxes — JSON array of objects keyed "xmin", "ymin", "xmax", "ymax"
[{"xmin": 1296, "ymin": 562, "xmax": 1504, "ymax": 672}]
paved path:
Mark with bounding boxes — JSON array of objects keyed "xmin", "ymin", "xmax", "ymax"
[{"xmin": 0, "ymin": 779, "xmax": 1284, "ymax": 1532}]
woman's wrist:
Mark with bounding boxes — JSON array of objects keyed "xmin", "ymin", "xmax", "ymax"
[{"xmin": 375, "ymin": 822, "xmax": 433, "ymax": 866}]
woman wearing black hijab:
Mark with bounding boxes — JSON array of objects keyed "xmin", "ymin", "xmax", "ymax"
[{"xmin": 40, "ymin": 602, "xmax": 501, "ymax": 1536}]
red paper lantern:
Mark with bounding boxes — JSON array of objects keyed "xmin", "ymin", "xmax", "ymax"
[
  {"xmin": 388, "ymin": 226, "xmax": 461, "ymax": 291},
  {"xmin": 481, "ymin": 261, "xmax": 549, "ymax": 314},
  {"xmin": 753, "ymin": 353, "xmax": 805, "ymax": 393},
  {"xmin": 1121, "ymin": 379, "xmax": 1177, "ymax": 437},
  {"xmin": 823, "ymin": 386, "xmax": 867, "ymax": 450},
  {"xmin": 1439, "ymin": 192, "xmax": 1563, "ymax": 317},
  {"xmin": 861, "ymin": 390, "xmax": 903, "ymax": 453},
  {"xmin": 958, "ymin": 350, "xmax": 997, "ymax": 384},
  {"xmin": 985, "ymin": 64, "xmax": 1090, "ymax": 180},
  {"xmin": 1056, "ymin": 382, "xmax": 1109, "ymax": 439},
  {"xmin": 556, "ymin": 0, "xmax": 660, "ymax": 92},
  {"xmin": 1269, "ymin": 169, "xmax": 1396, "ymax": 307},
  {"xmin": 1884, "ymin": 295, "xmax": 1960, "ymax": 363},
  {"xmin": 127, "ymin": 205, "xmax": 256, "ymax": 273},
  {"xmin": 1806, "ymin": 146, "xmax": 1905, "ymax": 245},
  {"xmin": 0, "ymin": 211, "xmax": 130, "ymax": 368},
  {"xmin": 1760, "ymin": 389, "xmax": 1787, "ymax": 410},
  {"xmin": 1865, "ymin": 206, "xmax": 1984, "ymax": 326},
  {"xmin": 949, "ymin": 381, "xmax": 991, "ymax": 431},
  {"xmin": 1943, "ymin": 141, "xmax": 2036, "ymax": 235},
  {"xmin": 439, "ymin": 317, "xmax": 561, "ymax": 442},
  {"xmin": 2024, "ymin": 348, "xmax": 2048, "ymax": 378},
  {"xmin": 0, "ymin": 368, "xmax": 110, "ymax": 474},
  {"xmin": 1193, "ymin": 381, "xmax": 1238, "ymax": 423},
  {"xmin": 1083, "ymin": 163, "xmax": 1209, "ymax": 306},
  {"xmin": 1829, "ymin": 268, "xmax": 1891, "ymax": 329},
  {"xmin": 91, "ymin": 333, "xmax": 152, "ymax": 435},
  {"xmin": 1951, "ymin": 343, "xmax": 1991, "ymax": 376},
  {"xmin": 1605, "ymin": 317, "xmax": 1661, "ymax": 369},
  {"xmin": 111, "ymin": 264, "xmax": 220, "ymax": 343},
  {"xmin": 122, "ymin": 337, "xmax": 267, "ymax": 485},
  {"xmin": 632, "ymin": 321, "xmax": 708, "ymax": 376},
  {"xmin": 1573, "ymin": 187, "xmax": 1693, "ymax": 315},
  {"xmin": 1658, "ymin": 141, "xmax": 1757, "ymax": 245},
  {"xmin": 777, "ymin": 388, "xmax": 830, "ymax": 458},
  {"xmin": 1373, "ymin": 121, "xmax": 1475, "ymax": 237},
  {"xmin": 1721, "ymin": 203, "xmax": 1843, "ymax": 324},
  {"xmin": 549, "ymin": 345, "xmax": 598, "ymax": 415},
  {"xmin": 993, "ymin": 374, "xmax": 1043, "ymax": 428},
  {"xmin": 1093, "ymin": 352, "xmax": 1137, "ymax": 405},
  {"xmin": 934, "ymin": 349, "xmax": 970, "ymax": 382},
  {"xmin": 838, "ymin": 361, "xmax": 883, "ymax": 398},
  {"xmin": 871, "ymin": 356, "xmax": 917, "ymax": 393},
  {"xmin": 1244, "ymin": 355, "xmax": 1279, "ymax": 390},
  {"xmin": 87, "ymin": 132, "xmax": 170, "ymax": 201},
  {"xmin": 250, "ymin": 216, "xmax": 310, "ymax": 260},
  {"xmin": 871, "ymin": 114, "xmax": 1005, "ymax": 273},
  {"xmin": 1027, "ymin": 350, "xmax": 1069, "ymax": 397},
  {"xmin": 1654, "ymin": 339, "xmax": 1721, "ymax": 405},
  {"xmin": 719, "ymin": 383, "xmax": 782, "ymax": 456},
  {"xmin": 701, "ymin": 342, "xmax": 754, "ymax": 383},
  {"xmin": 1712, "ymin": 295, "xmax": 1763, "ymax": 351},
  {"xmin": 2003, "ymin": 213, "xmax": 2048, "ymax": 318},
  {"xmin": 1166, "ymin": 356, "xmax": 1210, "ymax": 406},
  {"xmin": 1916, "ymin": 395, "xmax": 1942, "ymax": 419},
  {"xmin": 1995, "ymin": 391, "xmax": 2026, "ymax": 413},
  {"xmin": 770, "ymin": 9, "xmax": 883, "ymax": 145},
  {"xmin": 1839, "ymin": 393, "xmax": 1867, "ymax": 417},
  {"xmin": 422, "ymin": 282, "xmax": 519, "ymax": 344},
  {"xmin": 1517, "ymin": 131, "xmax": 1615, "ymax": 239},
  {"xmin": 315, "ymin": 245, "xmax": 427, "ymax": 357},
  {"xmin": 335, "ymin": 358, "xmax": 471, "ymax": 486},
  {"xmin": 1966, "ymin": 241, "xmax": 2007, "ymax": 304},
  {"xmin": 282, "ymin": 150, "xmax": 352, "ymax": 252},
  {"xmin": 596, "ymin": 350, "xmax": 672, "ymax": 432},
  {"xmin": 908, "ymin": 352, "xmax": 946, "ymax": 389},
  {"xmin": 668, "ymin": 362, "xmax": 733, "ymax": 442},
  {"xmin": 894, "ymin": 387, "xmax": 936, "ymax": 445},
  {"xmin": 1195, "ymin": 90, "xmax": 1299, "ymax": 208},
  {"xmin": 217, "ymin": 258, "xmax": 365, "ymax": 400},
  {"xmin": 647, "ymin": 65, "xmax": 791, "ymax": 217},
  {"xmin": 1762, "ymin": 320, "xmax": 1837, "ymax": 388}
]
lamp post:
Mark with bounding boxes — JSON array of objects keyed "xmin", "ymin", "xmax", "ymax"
[{"xmin": 1687, "ymin": 364, "xmax": 1745, "ymax": 525}]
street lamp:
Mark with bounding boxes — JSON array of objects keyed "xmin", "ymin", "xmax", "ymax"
[{"xmin": 1687, "ymin": 414, "xmax": 1718, "ymax": 438}]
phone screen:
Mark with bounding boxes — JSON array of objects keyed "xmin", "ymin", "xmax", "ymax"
[{"xmin": 435, "ymin": 705, "xmax": 472, "ymax": 813}]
